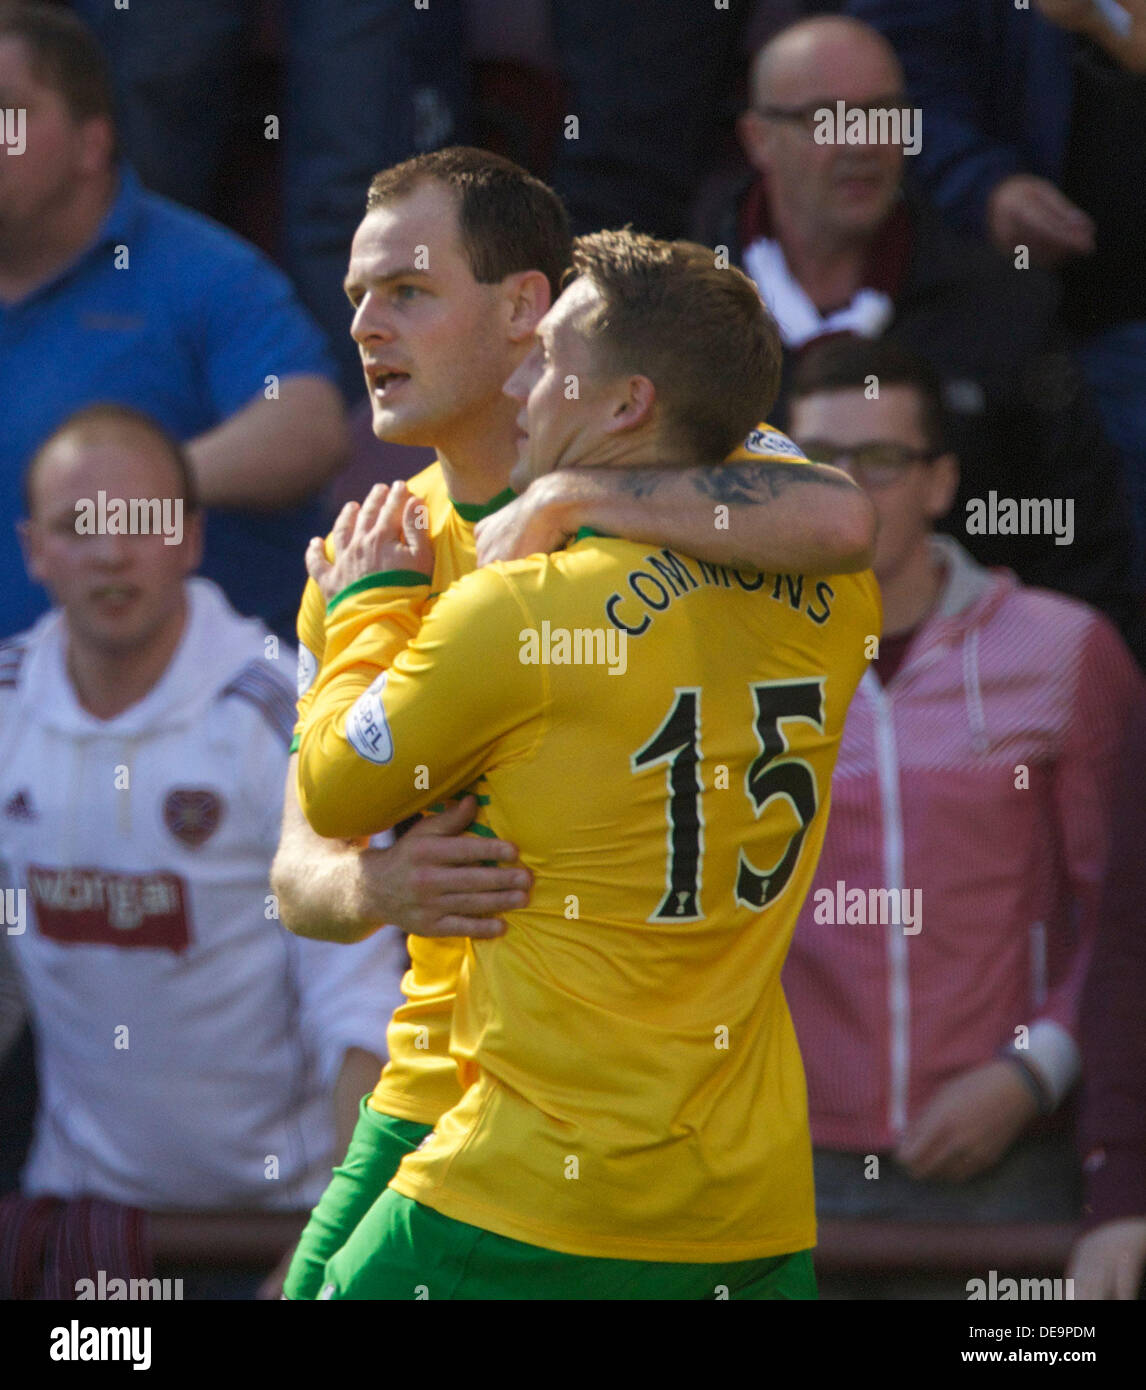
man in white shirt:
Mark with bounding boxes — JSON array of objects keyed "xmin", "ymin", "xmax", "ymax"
[{"xmin": 0, "ymin": 404, "xmax": 403, "ymax": 1282}]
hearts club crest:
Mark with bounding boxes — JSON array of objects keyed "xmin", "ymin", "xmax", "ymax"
[{"xmin": 163, "ymin": 789, "xmax": 223, "ymax": 848}]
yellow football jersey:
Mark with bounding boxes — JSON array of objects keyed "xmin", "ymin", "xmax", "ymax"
[
  {"xmin": 298, "ymin": 533, "xmax": 880, "ymax": 1261},
  {"xmin": 292, "ymin": 426, "xmax": 814, "ymax": 1129},
  {"xmin": 292, "ymin": 462, "xmax": 515, "ymax": 743},
  {"xmin": 293, "ymin": 460, "xmax": 514, "ymax": 1125}
]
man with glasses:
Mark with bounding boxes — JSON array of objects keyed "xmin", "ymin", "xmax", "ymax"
[
  {"xmin": 695, "ymin": 13, "xmax": 1141, "ymax": 661},
  {"xmin": 778, "ymin": 336, "xmax": 1142, "ymax": 1290}
]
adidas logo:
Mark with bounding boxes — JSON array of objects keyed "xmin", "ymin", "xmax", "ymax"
[{"xmin": 3, "ymin": 789, "xmax": 35, "ymax": 822}]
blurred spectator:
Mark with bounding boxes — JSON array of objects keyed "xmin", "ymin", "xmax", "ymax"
[
  {"xmin": 1067, "ymin": 690, "xmax": 1146, "ymax": 1300},
  {"xmin": 0, "ymin": 406, "xmax": 403, "ymax": 1294},
  {"xmin": 0, "ymin": 3, "xmax": 347, "ymax": 642},
  {"xmin": 780, "ymin": 340, "xmax": 1143, "ymax": 1245},
  {"xmin": 70, "ymin": 0, "xmax": 469, "ymax": 401},
  {"xmin": 848, "ymin": 0, "xmax": 1146, "ymax": 593},
  {"xmin": 696, "ymin": 13, "xmax": 1142, "ymax": 656}
]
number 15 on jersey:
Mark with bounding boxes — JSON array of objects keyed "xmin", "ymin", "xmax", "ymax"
[{"xmin": 631, "ymin": 678, "xmax": 827, "ymax": 923}]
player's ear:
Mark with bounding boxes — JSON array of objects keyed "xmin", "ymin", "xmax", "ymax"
[
  {"xmin": 605, "ymin": 375, "xmax": 657, "ymax": 436},
  {"xmin": 504, "ymin": 270, "xmax": 552, "ymax": 343}
]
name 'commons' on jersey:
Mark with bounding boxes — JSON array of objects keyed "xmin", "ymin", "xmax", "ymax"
[{"xmin": 296, "ymin": 525, "xmax": 880, "ymax": 1263}]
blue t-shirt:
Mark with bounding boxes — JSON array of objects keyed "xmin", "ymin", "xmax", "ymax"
[{"xmin": 0, "ymin": 166, "xmax": 337, "ymax": 639}]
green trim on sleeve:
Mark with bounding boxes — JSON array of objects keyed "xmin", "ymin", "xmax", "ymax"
[
  {"xmin": 289, "ymin": 732, "xmax": 301, "ymax": 754},
  {"xmin": 326, "ymin": 569, "xmax": 433, "ymax": 614}
]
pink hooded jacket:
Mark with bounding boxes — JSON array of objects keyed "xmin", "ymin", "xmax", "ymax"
[{"xmin": 782, "ymin": 536, "xmax": 1144, "ymax": 1152}]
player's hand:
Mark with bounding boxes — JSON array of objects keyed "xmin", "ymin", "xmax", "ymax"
[
  {"xmin": 894, "ymin": 1059, "xmax": 1040, "ymax": 1182},
  {"xmin": 1066, "ymin": 1218, "xmax": 1146, "ymax": 1299},
  {"xmin": 358, "ymin": 796, "xmax": 531, "ymax": 938},
  {"xmin": 986, "ymin": 174, "xmax": 1096, "ymax": 267},
  {"xmin": 474, "ymin": 476, "xmax": 573, "ymax": 566},
  {"xmin": 306, "ymin": 481, "xmax": 433, "ymax": 601}
]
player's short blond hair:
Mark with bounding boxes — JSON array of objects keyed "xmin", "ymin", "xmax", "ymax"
[{"xmin": 567, "ymin": 229, "xmax": 782, "ymax": 463}]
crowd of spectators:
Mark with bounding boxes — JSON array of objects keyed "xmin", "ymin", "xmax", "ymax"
[{"xmin": 1, "ymin": 0, "xmax": 1144, "ymax": 1299}]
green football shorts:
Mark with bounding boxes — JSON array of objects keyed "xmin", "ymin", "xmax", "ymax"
[
  {"xmin": 283, "ymin": 1096, "xmax": 432, "ymax": 1300},
  {"xmin": 319, "ymin": 1186, "xmax": 817, "ymax": 1300}
]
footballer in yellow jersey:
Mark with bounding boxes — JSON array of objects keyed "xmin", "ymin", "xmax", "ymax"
[
  {"xmin": 293, "ymin": 428, "xmax": 812, "ymax": 1130},
  {"xmin": 301, "ymin": 528, "xmax": 878, "ymax": 1264},
  {"xmin": 285, "ymin": 424, "xmax": 829, "ymax": 1300},
  {"xmin": 297, "ymin": 230, "xmax": 879, "ymax": 1297},
  {"xmin": 293, "ymin": 461, "xmax": 515, "ymax": 1125},
  {"xmin": 281, "ymin": 150, "xmax": 873, "ymax": 1301}
]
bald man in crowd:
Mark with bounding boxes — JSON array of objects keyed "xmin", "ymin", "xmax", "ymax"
[
  {"xmin": 695, "ymin": 14, "xmax": 1141, "ymax": 663},
  {"xmin": 0, "ymin": 405, "xmax": 402, "ymax": 1297}
]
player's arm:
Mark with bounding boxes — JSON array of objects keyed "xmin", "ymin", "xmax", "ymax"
[
  {"xmin": 476, "ymin": 440, "xmax": 875, "ymax": 573},
  {"xmin": 271, "ymin": 568, "xmax": 381, "ymax": 942},
  {"xmin": 274, "ymin": 762, "xmax": 527, "ymax": 942},
  {"xmin": 272, "ymin": 764, "xmax": 384, "ymax": 942},
  {"xmin": 298, "ymin": 564, "xmax": 542, "ymax": 842},
  {"xmin": 273, "ymin": 557, "xmax": 528, "ymax": 941}
]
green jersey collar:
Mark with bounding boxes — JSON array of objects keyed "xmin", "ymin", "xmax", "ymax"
[{"xmin": 451, "ymin": 486, "xmax": 517, "ymax": 523}]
